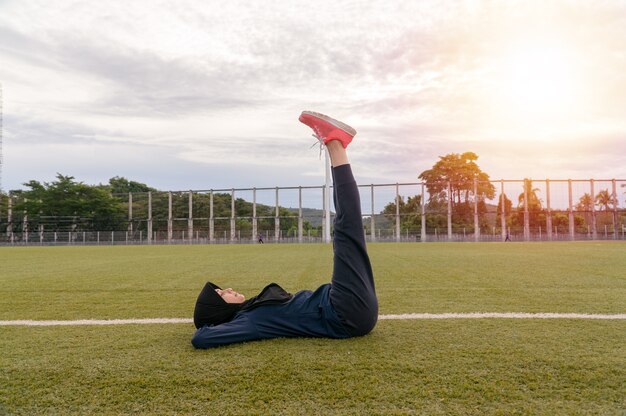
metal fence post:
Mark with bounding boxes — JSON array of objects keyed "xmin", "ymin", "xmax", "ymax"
[
  {"xmin": 447, "ymin": 181, "xmax": 452, "ymax": 241},
  {"xmin": 546, "ymin": 179, "xmax": 552, "ymax": 241},
  {"xmin": 275, "ymin": 187, "xmax": 280, "ymax": 243},
  {"xmin": 298, "ymin": 186, "xmax": 303, "ymax": 243},
  {"xmin": 568, "ymin": 179, "xmax": 575, "ymax": 240},
  {"xmin": 612, "ymin": 179, "xmax": 618, "ymax": 239},
  {"xmin": 252, "ymin": 188, "xmax": 257, "ymax": 243},
  {"xmin": 523, "ymin": 180, "xmax": 530, "ymax": 241},
  {"xmin": 421, "ymin": 183, "xmax": 426, "ymax": 242},
  {"xmin": 189, "ymin": 191, "xmax": 194, "ymax": 243},
  {"xmin": 231, "ymin": 189, "xmax": 236, "ymax": 241},
  {"xmin": 7, "ymin": 195, "xmax": 12, "ymax": 241},
  {"xmin": 167, "ymin": 192, "xmax": 173, "ymax": 242},
  {"xmin": 23, "ymin": 198, "xmax": 28, "ymax": 243},
  {"xmin": 147, "ymin": 191, "xmax": 153, "ymax": 244},
  {"xmin": 395, "ymin": 183, "xmax": 400, "ymax": 242},
  {"xmin": 590, "ymin": 179, "xmax": 597, "ymax": 240},
  {"xmin": 128, "ymin": 192, "xmax": 133, "ymax": 236},
  {"xmin": 474, "ymin": 178, "xmax": 479, "ymax": 242},
  {"xmin": 209, "ymin": 190, "xmax": 214, "ymax": 243},
  {"xmin": 500, "ymin": 180, "xmax": 506, "ymax": 241}
]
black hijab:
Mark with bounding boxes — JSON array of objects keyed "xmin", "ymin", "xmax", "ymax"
[{"xmin": 193, "ymin": 281, "xmax": 293, "ymax": 329}]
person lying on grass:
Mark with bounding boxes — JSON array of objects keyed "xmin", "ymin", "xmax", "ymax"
[{"xmin": 191, "ymin": 111, "xmax": 378, "ymax": 349}]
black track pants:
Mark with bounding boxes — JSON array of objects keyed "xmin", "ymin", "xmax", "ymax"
[{"xmin": 328, "ymin": 164, "xmax": 378, "ymax": 336}]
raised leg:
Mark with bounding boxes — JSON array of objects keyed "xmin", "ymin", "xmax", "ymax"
[
  {"xmin": 325, "ymin": 143, "xmax": 378, "ymax": 336},
  {"xmin": 299, "ymin": 112, "xmax": 378, "ymax": 336}
]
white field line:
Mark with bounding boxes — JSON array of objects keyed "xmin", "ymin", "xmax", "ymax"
[
  {"xmin": 1, "ymin": 313, "xmax": 625, "ymax": 326},
  {"xmin": 0, "ymin": 318, "xmax": 193, "ymax": 326},
  {"xmin": 378, "ymin": 313, "xmax": 626, "ymax": 320}
]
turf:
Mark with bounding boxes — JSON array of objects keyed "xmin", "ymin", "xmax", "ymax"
[{"xmin": 1, "ymin": 242, "xmax": 625, "ymax": 415}]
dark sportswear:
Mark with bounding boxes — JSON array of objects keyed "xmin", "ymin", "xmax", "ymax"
[{"xmin": 191, "ymin": 164, "xmax": 377, "ymax": 349}]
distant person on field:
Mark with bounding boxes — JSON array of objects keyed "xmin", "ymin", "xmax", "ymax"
[
  {"xmin": 191, "ymin": 111, "xmax": 378, "ymax": 349},
  {"xmin": 258, "ymin": 233, "xmax": 264, "ymax": 244}
]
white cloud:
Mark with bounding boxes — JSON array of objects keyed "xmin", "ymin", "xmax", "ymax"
[{"xmin": 0, "ymin": 0, "xmax": 625, "ymax": 193}]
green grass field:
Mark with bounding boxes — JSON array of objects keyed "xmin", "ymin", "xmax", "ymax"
[{"xmin": 1, "ymin": 242, "xmax": 625, "ymax": 415}]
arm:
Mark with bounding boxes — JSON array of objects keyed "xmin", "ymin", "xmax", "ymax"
[{"xmin": 191, "ymin": 314, "xmax": 260, "ymax": 349}]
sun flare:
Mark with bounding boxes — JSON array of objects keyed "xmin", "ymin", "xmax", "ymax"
[
  {"xmin": 486, "ymin": 38, "xmax": 583, "ymax": 134},
  {"xmin": 505, "ymin": 46, "xmax": 576, "ymax": 112}
]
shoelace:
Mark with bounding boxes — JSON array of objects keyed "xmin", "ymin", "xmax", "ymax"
[{"xmin": 308, "ymin": 133, "xmax": 325, "ymax": 159}]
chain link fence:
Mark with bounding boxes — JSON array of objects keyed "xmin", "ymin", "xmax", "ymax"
[{"xmin": 1, "ymin": 179, "xmax": 625, "ymax": 245}]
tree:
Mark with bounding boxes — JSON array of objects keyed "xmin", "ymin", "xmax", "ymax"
[
  {"xmin": 8, "ymin": 174, "xmax": 317, "ymax": 237},
  {"xmin": 595, "ymin": 189, "xmax": 616, "ymax": 211},
  {"xmin": 106, "ymin": 176, "xmax": 157, "ymax": 194},
  {"xmin": 382, "ymin": 195, "xmax": 422, "ymax": 232},
  {"xmin": 0, "ymin": 192, "xmax": 8, "ymax": 232},
  {"xmin": 576, "ymin": 193, "xmax": 593, "ymax": 227},
  {"xmin": 419, "ymin": 152, "xmax": 495, "ymax": 203},
  {"xmin": 576, "ymin": 193, "xmax": 593, "ymax": 212},
  {"xmin": 552, "ymin": 212, "xmax": 585, "ymax": 232},
  {"xmin": 103, "ymin": 177, "xmax": 158, "ymax": 233},
  {"xmin": 495, "ymin": 193, "xmax": 513, "ymax": 228},
  {"xmin": 594, "ymin": 189, "xmax": 618, "ymax": 231},
  {"xmin": 12, "ymin": 174, "xmax": 125, "ymax": 231},
  {"xmin": 517, "ymin": 179, "xmax": 542, "ymax": 211},
  {"xmin": 514, "ymin": 179, "xmax": 544, "ymax": 228},
  {"xmin": 418, "ymin": 152, "xmax": 495, "ymax": 230}
]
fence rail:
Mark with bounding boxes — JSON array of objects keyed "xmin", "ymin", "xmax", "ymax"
[{"xmin": 1, "ymin": 178, "xmax": 625, "ymax": 245}]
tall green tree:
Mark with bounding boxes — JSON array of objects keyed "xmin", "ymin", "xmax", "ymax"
[
  {"xmin": 576, "ymin": 193, "xmax": 593, "ymax": 212},
  {"xmin": 513, "ymin": 179, "xmax": 545, "ymax": 228},
  {"xmin": 495, "ymin": 193, "xmax": 513, "ymax": 228},
  {"xmin": 576, "ymin": 193, "xmax": 593, "ymax": 227},
  {"xmin": 418, "ymin": 152, "xmax": 495, "ymax": 229},
  {"xmin": 106, "ymin": 176, "xmax": 157, "ymax": 194},
  {"xmin": 419, "ymin": 152, "xmax": 495, "ymax": 204},
  {"xmin": 104, "ymin": 177, "xmax": 158, "ymax": 232},
  {"xmin": 595, "ymin": 189, "xmax": 616, "ymax": 211},
  {"xmin": 0, "ymin": 192, "xmax": 9, "ymax": 232},
  {"xmin": 517, "ymin": 180, "xmax": 542, "ymax": 211},
  {"xmin": 594, "ymin": 189, "xmax": 618, "ymax": 230},
  {"xmin": 12, "ymin": 174, "xmax": 125, "ymax": 231}
]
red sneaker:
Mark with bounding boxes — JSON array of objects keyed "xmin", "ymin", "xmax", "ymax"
[{"xmin": 298, "ymin": 111, "xmax": 356, "ymax": 148}]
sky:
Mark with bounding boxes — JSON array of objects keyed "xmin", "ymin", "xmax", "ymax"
[{"xmin": 1, "ymin": 0, "xmax": 625, "ymax": 195}]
